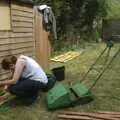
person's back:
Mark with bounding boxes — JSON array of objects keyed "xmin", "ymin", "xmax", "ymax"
[{"xmin": 20, "ymin": 55, "xmax": 48, "ymax": 84}]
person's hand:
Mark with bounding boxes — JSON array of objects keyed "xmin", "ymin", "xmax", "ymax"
[
  {"xmin": 4, "ymin": 85, "xmax": 8, "ymax": 91},
  {"xmin": 0, "ymin": 85, "xmax": 8, "ymax": 92}
]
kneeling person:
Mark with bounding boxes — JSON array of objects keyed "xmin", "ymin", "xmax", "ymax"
[{"xmin": 0, "ymin": 55, "xmax": 49, "ymax": 104}]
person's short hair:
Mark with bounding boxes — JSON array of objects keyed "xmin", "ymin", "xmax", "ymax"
[{"xmin": 1, "ymin": 55, "xmax": 17, "ymax": 70}]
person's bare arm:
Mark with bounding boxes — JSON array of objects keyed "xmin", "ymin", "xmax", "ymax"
[{"xmin": 0, "ymin": 58, "xmax": 25, "ymax": 86}]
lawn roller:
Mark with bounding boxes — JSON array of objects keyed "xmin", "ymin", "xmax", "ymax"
[{"xmin": 46, "ymin": 41, "xmax": 120, "ymax": 110}]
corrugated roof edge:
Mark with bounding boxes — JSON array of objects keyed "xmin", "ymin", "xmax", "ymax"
[{"xmin": 14, "ymin": 0, "xmax": 35, "ymax": 5}]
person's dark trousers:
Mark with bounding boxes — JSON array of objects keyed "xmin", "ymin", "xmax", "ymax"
[
  {"xmin": 42, "ymin": 73, "xmax": 56, "ymax": 92},
  {"xmin": 8, "ymin": 78, "xmax": 47, "ymax": 103}
]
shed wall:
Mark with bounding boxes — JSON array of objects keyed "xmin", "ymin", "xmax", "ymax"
[{"xmin": 0, "ymin": 0, "xmax": 34, "ymax": 81}]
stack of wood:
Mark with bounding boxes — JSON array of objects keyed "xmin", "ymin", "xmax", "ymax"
[
  {"xmin": 57, "ymin": 111, "xmax": 120, "ymax": 120},
  {"xmin": 50, "ymin": 51, "xmax": 83, "ymax": 63}
]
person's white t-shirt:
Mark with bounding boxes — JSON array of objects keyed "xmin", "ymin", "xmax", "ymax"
[{"xmin": 19, "ymin": 55, "xmax": 48, "ymax": 84}]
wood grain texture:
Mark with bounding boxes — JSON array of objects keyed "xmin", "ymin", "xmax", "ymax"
[{"xmin": 58, "ymin": 111, "xmax": 120, "ymax": 120}]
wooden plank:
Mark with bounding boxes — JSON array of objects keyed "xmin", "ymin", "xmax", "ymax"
[
  {"xmin": 10, "ymin": 38, "xmax": 33, "ymax": 44},
  {"xmin": 12, "ymin": 21, "xmax": 33, "ymax": 28},
  {"xmin": 11, "ymin": 47, "xmax": 34, "ymax": 55},
  {"xmin": 12, "ymin": 24, "xmax": 33, "ymax": 29},
  {"xmin": 12, "ymin": 19, "xmax": 33, "ymax": 23},
  {"xmin": 0, "ymin": 31, "xmax": 9, "ymax": 37},
  {"xmin": 11, "ymin": 10, "xmax": 33, "ymax": 18},
  {"xmin": 12, "ymin": 14, "xmax": 33, "ymax": 20},
  {"xmin": 0, "ymin": 50, "xmax": 10, "ymax": 57},
  {"xmin": 66, "ymin": 114, "xmax": 117, "ymax": 120},
  {"xmin": 0, "ymin": 44, "xmax": 10, "ymax": 51},
  {"xmin": 0, "ymin": 47, "xmax": 33, "ymax": 57},
  {"xmin": 0, "ymin": 39, "xmax": 33, "ymax": 46},
  {"xmin": 60, "ymin": 111, "xmax": 120, "ymax": 116},
  {"xmin": 11, "ymin": 3, "xmax": 33, "ymax": 13},
  {"xmin": 10, "ymin": 33, "xmax": 33, "ymax": 38},
  {"xmin": 12, "ymin": 27, "xmax": 33, "ymax": 33},
  {"xmin": 11, "ymin": 8, "xmax": 33, "ymax": 14},
  {"xmin": 0, "ymin": 42, "xmax": 33, "ymax": 51},
  {"xmin": 0, "ymin": 38, "xmax": 10, "ymax": 45},
  {"xmin": 10, "ymin": 42, "xmax": 34, "ymax": 49},
  {"xmin": 0, "ymin": 36, "xmax": 9, "ymax": 39},
  {"xmin": 34, "ymin": 7, "xmax": 51, "ymax": 70},
  {"xmin": 58, "ymin": 114, "xmax": 92, "ymax": 120},
  {"xmin": 58, "ymin": 111, "xmax": 120, "ymax": 120},
  {"xmin": 0, "ymin": 37, "xmax": 33, "ymax": 45}
]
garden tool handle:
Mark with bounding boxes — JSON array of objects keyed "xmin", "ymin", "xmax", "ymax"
[{"xmin": 89, "ymin": 47, "xmax": 120, "ymax": 91}]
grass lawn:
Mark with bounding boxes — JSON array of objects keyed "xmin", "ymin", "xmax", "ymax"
[{"xmin": 0, "ymin": 42, "xmax": 120, "ymax": 120}]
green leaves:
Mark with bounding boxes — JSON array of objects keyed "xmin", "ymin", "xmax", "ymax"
[{"xmin": 35, "ymin": 0, "xmax": 109, "ymax": 50}]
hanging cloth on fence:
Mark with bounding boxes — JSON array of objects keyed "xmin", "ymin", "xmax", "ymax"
[{"xmin": 38, "ymin": 5, "xmax": 57, "ymax": 40}]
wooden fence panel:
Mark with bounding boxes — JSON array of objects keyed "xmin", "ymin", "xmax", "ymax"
[{"xmin": 34, "ymin": 6, "xmax": 51, "ymax": 70}]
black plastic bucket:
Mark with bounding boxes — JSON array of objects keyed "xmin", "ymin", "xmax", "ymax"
[{"xmin": 51, "ymin": 66, "xmax": 65, "ymax": 81}]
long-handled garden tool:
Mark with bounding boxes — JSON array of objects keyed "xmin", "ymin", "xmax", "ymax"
[{"xmin": 46, "ymin": 41, "xmax": 120, "ymax": 110}]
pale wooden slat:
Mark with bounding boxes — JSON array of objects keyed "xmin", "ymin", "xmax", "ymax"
[
  {"xmin": 60, "ymin": 111, "xmax": 120, "ymax": 116},
  {"xmin": 10, "ymin": 33, "xmax": 33, "ymax": 38},
  {"xmin": 0, "ymin": 35, "xmax": 33, "ymax": 43},
  {"xmin": 12, "ymin": 27, "xmax": 33, "ymax": 33},
  {"xmin": 0, "ymin": 36, "xmax": 9, "ymax": 39},
  {"xmin": 10, "ymin": 42, "xmax": 34, "ymax": 49},
  {"xmin": 0, "ymin": 38, "xmax": 10, "ymax": 45},
  {"xmin": 12, "ymin": 19, "xmax": 33, "ymax": 23},
  {"xmin": 11, "ymin": 3, "xmax": 33, "ymax": 13},
  {"xmin": 58, "ymin": 114, "xmax": 117, "ymax": 120},
  {"xmin": 34, "ymin": 7, "xmax": 51, "ymax": 70},
  {"xmin": 11, "ymin": 10, "xmax": 33, "ymax": 18},
  {"xmin": 0, "ymin": 42, "xmax": 33, "ymax": 51},
  {"xmin": 12, "ymin": 21, "xmax": 33, "ymax": 28},
  {"xmin": 0, "ymin": 31, "xmax": 9, "ymax": 37},
  {"xmin": 58, "ymin": 114, "xmax": 92, "ymax": 120},
  {"xmin": 0, "ymin": 51, "xmax": 10, "ymax": 57},
  {"xmin": 59, "ymin": 111, "xmax": 120, "ymax": 120},
  {"xmin": 12, "ymin": 15, "xmax": 33, "ymax": 22},
  {"xmin": 0, "ymin": 44, "xmax": 10, "ymax": 51},
  {"xmin": 11, "ymin": 47, "xmax": 34, "ymax": 55},
  {"xmin": 10, "ymin": 37, "xmax": 33, "ymax": 44},
  {"xmin": 0, "ymin": 47, "xmax": 33, "ymax": 57},
  {"xmin": 0, "ymin": 38, "xmax": 33, "ymax": 45},
  {"xmin": 11, "ymin": 8, "xmax": 33, "ymax": 14}
]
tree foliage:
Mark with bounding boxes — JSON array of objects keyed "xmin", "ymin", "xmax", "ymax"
[{"xmin": 35, "ymin": 0, "xmax": 108, "ymax": 50}]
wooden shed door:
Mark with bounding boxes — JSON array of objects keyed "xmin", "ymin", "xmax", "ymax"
[{"xmin": 34, "ymin": 7, "xmax": 51, "ymax": 70}]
